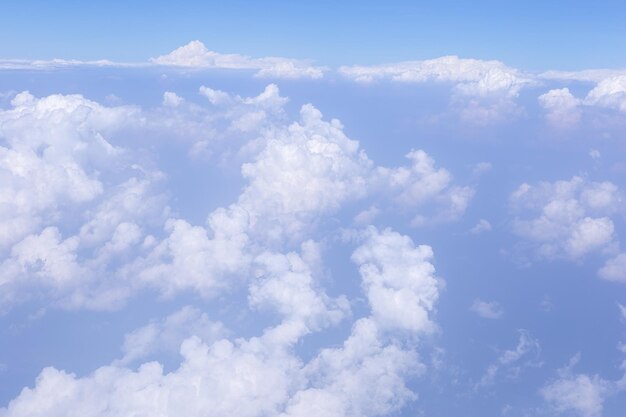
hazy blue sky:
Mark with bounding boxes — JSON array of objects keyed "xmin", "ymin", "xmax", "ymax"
[
  {"xmin": 2, "ymin": 0, "xmax": 626, "ymax": 69},
  {"xmin": 1, "ymin": 3, "xmax": 626, "ymax": 417}
]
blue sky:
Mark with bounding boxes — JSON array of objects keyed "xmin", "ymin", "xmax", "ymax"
[
  {"xmin": 1, "ymin": 3, "xmax": 626, "ymax": 417},
  {"xmin": 3, "ymin": 1, "xmax": 626, "ymax": 70}
]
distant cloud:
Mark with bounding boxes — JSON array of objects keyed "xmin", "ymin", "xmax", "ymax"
[
  {"xmin": 470, "ymin": 299, "xmax": 502, "ymax": 319},
  {"xmin": 339, "ymin": 56, "xmax": 534, "ymax": 124},
  {"xmin": 338, "ymin": 56, "xmax": 532, "ymax": 95},
  {"xmin": 472, "ymin": 162, "xmax": 492, "ymax": 177},
  {"xmin": 583, "ymin": 75, "xmax": 626, "ymax": 113},
  {"xmin": 0, "ymin": 58, "xmax": 141, "ymax": 70},
  {"xmin": 511, "ymin": 176, "xmax": 623, "ymax": 262},
  {"xmin": 477, "ymin": 330, "xmax": 541, "ymax": 387},
  {"xmin": 598, "ymin": 253, "xmax": 626, "ymax": 283},
  {"xmin": 538, "ymin": 88, "xmax": 582, "ymax": 128},
  {"xmin": 151, "ymin": 40, "xmax": 327, "ymax": 79},
  {"xmin": 0, "ymin": 41, "xmax": 326, "ymax": 80},
  {"xmin": 470, "ymin": 219, "xmax": 492, "ymax": 235}
]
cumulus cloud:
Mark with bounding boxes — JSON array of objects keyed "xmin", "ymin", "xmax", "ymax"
[
  {"xmin": 0, "ymin": 226, "xmax": 440, "ymax": 417},
  {"xmin": 117, "ymin": 306, "xmax": 227, "ymax": 366},
  {"xmin": 376, "ymin": 149, "xmax": 474, "ymax": 226},
  {"xmin": 584, "ymin": 75, "xmax": 626, "ymax": 112},
  {"xmin": 0, "ymin": 91, "xmax": 139, "ymax": 249},
  {"xmin": 236, "ymin": 104, "xmax": 372, "ymax": 242},
  {"xmin": 598, "ymin": 253, "xmax": 626, "ymax": 283},
  {"xmin": 0, "ymin": 41, "xmax": 325, "ymax": 80},
  {"xmin": 541, "ymin": 355, "xmax": 615, "ymax": 417},
  {"xmin": 250, "ymin": 241, "xmax": 350, "ymax": 334},
  {"xmin": 542, "ymin": 372, "xmax": 610, "ymax": 417},
  {"xmin": 470, "ymin": 299, "xmax": 502, "ymax": 319},
  {"xmin": 0, "ymin": 92, "xmax": 172, "ymax": 310},
  {"xmin": 340, "ymin": 56, "xmax": 534, "ymax": 124},
  {"xmin": 0, "ymin": 85, "xmax": 469, "ymax": 316},
  {"xmin": 351, "ymin": 227, "xmax": 441, "ymax": 333},
  {"xmin": 510, "ymin": 176, "xmax": 623, "ymax": 261},
  {"xmin": 538, "ymin": 88, "xmax": 582, "ymax": 128},
  {"xmin": 151, "ymin": 40, "xmax": 326, "ymax": 79}
]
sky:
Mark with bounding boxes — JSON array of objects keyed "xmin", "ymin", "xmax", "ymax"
[
  {"xmin": 2, "ymin": 1, "xmax": 626, "ymax": 69},
  {"xmin": 1, "ymin": 2, "xmax": 626, "ymax": 417}
]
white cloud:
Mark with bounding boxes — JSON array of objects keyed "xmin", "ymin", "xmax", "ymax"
[
  {"xmin": 351, "ymin": 227, "xmax": 440, "ymax": 333},
  {"xmin": 353, "ymin": 205, "xmax": 380, "ymax": 225},
  {"xmin": 340, "ymin": 56, "xmax": 534, "ymax": 124},
  {"xmin": 470, "ymin": 219, "xmax": 492, "ymax": 235},
  {"xmin": 250, "ymin": 241, "xmax": 350, "ymax": 335},
  {"xmin": 511, "ymin": 176, "xmax": 622, "ymax": 261},
  {"xmin": 470, "ymin": 299, "xmax": 502, "ymax": 319},
  {"xmin": 237, "ymin": 104, "xmax": 372, "ymax": 241},
  {"xmin": 538, "ymin": 88, "xmax": 582, "ymax": 128},
  {"xmin": 541, "ymin": 355, "xmax": 614, "ymax": 417},
  {"xmin": 117, "ymin": 306, "xmax": 227, "ymax": 365},
  {"xmin": 162, "ymin": 91, "xmax": 183, "ymax": 107},
  {"xmin": 0, "ymin": 91, "xmax": 139, "ymax": 249},
  {"xmin": 539, "ymin": 69, "xmax": 626, "ymax": 83},
  {"xmin": 0, "ymin": 226, "xmax": 439, "ymax": 417},
  {"xmin": 151, "ymin": 40, "xmax": 326, "ymax": 79},
  {"xmin": 339, "ymin": 56, "xmax": 532, "ymax": 96},
  {"xmin": 0, "ymin": 58, "xmax": 140, "ymax": 70},
  {"xmin": 478, "ymin": 330, "xmax": 541, "ymax": 387},
  {"xmin": 584, "ymin": 75, "xmax": 626, "ymax": 112},
  {"xmin": 542, "ymin": 373, "xmax": 610, "ymax": 417},
  {"xmin": 129, "ymin": 207, "xmax": 251, "ymax": 298},
  {"xmin": 598, "ymin": 253, "xmax": 626, "ymax": 283},
  {"xmin": 377, "ymin": 150, "xmax": 474, "ymax": 225},
  {"xmin": 0, "ymin": 86, "xmax": 469, "ymax": 314}
]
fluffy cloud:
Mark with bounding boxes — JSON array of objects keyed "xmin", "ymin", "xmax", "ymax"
[
  {"xmin": 0, "ymin": 86, "xmax": 469, "ymax": 315},
  {"xmin": 540, "ymin": 354, "xmax": 617, "ymax": 417},
  {"xmin": 598, "ymin": 253, "xmax": 626, "ymax": 283},
  {"xmin": 542, "ymin": 373, "xmax": 610, "ymax": 417},
  {"xmin": 510, "ymin": 176, "xmax": 622, "ymax": 261},
  {"xmin": 117, "ymin": 306, "xmax": 227, "ymax": 365},
  {"xmin": 538, "ymin": 88, "xmax": 582, "ymax": 128},
  {"xmin": 0, "ymin": 91, "xmax": 139, "ymax": 249},
  {"xmin": 0, "ymin": 226, "xmax": 439, "ymax": 417},
  {"xmin": 250, "ymin": 240, "xmax": 350, "ymax": 336},
  {"xmin": 340, "ymin": 56, "xmax": 534, "ymax": 124},
  {"xmin": 376, "ymin": 150, "xmax": 474, "ymax": 226},
  {"xmin": 351, "ymin": 227, "xmax": 440, "ymax": 333},
  {"xmin": 151, "ymin": 41, "xmax": 326, "ymax": 79},
  {"xmin": 584, "ymin": 75, "xmax": 626, "ymax": 112},
  {"xmin": 237, "ymin": 104, "xmax": 372, "ymax": 241},
  {"xmin": 0, "ymin": 92, "xmax": 170, "ymax": 310}
]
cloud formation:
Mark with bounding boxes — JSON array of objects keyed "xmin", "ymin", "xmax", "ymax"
[
  {"xmin": 510, "ymin": 176, "xmax": 623, "ymax": 262},
  {"xmin": 152, "ymin": 41, "xmax": 326, "ymax": 79},
  {"xmin": 0, "ymin": 227, "xmax": 440, "ymax": 417}
]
